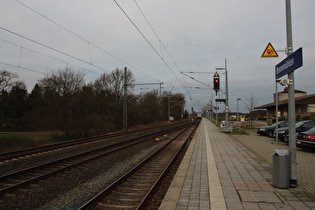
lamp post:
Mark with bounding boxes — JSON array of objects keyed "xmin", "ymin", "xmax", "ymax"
[{"xmin": 237, "ymin": 98, "xmax": 241, "ymax": 122}]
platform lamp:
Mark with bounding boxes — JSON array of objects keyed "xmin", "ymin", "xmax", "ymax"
[{"xmin": 237, "ymin": 98, "xmax": 241, "ymax": 122}]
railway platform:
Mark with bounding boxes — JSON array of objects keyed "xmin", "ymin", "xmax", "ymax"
[{"xmin": 159, "ymin": 118, "xmax": 315, "ymax": 209}]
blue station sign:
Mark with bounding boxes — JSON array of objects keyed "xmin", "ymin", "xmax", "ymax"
[{"xmin": 275, "ymin": 47, "xmax": 303, "ymax": 79}]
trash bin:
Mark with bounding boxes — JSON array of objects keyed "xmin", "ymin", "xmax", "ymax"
[{"xmin": 273, "ymin": 149, "xmax": 289, "ymax": 188}]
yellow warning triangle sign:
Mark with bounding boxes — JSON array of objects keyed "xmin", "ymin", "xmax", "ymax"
[{"xmin": 261, "ymin": 42, "xmax": 279, "ymax": 57}]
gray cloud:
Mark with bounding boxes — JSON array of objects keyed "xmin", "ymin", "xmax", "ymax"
[{"xmin": 1, "ymin": 0, "xmax": 314, "ymax": 113}]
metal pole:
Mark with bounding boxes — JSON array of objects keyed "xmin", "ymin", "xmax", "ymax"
[
  {"xmin": 123, "ymin": 67, "xmax": 128, "ymax": 132},
  {"xmin": 237, "ymin": 99, "xmax": 239, "ymax": 122},
  {"xmin": 275, "ymin": 80, "xmax": 279, "ymax": 144},
  {"xmin": 210, "ymin": 95, "xmax": 213, "ymax": 120},
  {"xmin": 159, "ymin": 83, "xmax": 162, "ymax": 100},
  {"xmin": 168, "ymin": 96, "xmax": 170, "ymax": 122},
  {"xmin": 216, "ymin": 100, "xmax": 218, "ymax": 126},
  {"xmin": 225, "ymin": 58, "xmax": 229, "ymax": 129},
  {"xmin": 286, "ymin": 0, "xmax": 297, "ymax": 187},
  {"xmin": 237, "ymin": 98, "xmax": 241, "ymax": 122}
]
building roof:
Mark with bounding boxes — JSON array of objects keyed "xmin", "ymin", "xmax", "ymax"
[
  {"xmin": 255, "ymin": 93, "xmax": 315, "ymax": 109},
  {"xmin": 276, "ymin": 88, "xmax": 306, "ymax": 94}
]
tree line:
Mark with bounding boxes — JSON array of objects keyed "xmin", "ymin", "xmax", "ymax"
[{"xmin": 0, "ymin": 68, "xmax": 187, "ymax": 138}]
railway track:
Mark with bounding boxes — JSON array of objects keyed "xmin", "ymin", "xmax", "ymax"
[
  {"xmin": 0, "ymin": 120, "xmax": 199, "ymax": 209},
  {"xmin": 0, "ymin": 121, "xmax": 192, "ymax": 163},
  {"xmin": 0, "ymin": 121, "xmax": 195, "ymax": 197},
  {"xmin": 0, "ymin": 130, "xmax": 130, "ymax": 162},
  {"xmin": 78, "ymin": 122, "xmax": 198, "ymax": 209},
  {"xmin": 0, "ymin": 121, "xmax": 194, "ymax": 177}
]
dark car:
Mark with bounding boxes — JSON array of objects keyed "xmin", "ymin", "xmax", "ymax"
[
  {"xmin": 257, "ymin": 121, "xmax": 289, "ymax": 138},
  {"xmin": 296, "ymin": 127, "xmax": 315, "ymax": 152},
  {"xmin": 276, "ymin": 120, "xmax": 315, "ymax": 142}
]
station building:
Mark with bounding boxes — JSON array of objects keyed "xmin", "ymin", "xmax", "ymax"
[{"xmin": 254, "ymin": 87, "xmax": 315, "ymax": 120}]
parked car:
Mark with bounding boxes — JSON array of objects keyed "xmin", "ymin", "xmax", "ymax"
[
  {"xmin": 276, "ymin": 120, "xmax": 315, "ymax": 142},
  {"xmin": 296, "ymin": 127, "xmax": 315, "ymax": 152},
  {"xmin": 283, "ymin": 133, "xmax": 298, "ymax": 143},
  {"xmin": 257, "ymin": 121, "xmax": 289, "ymax": 138}
]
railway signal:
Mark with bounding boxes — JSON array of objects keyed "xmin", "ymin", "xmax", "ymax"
[{"xmin": 213, "ymin": 71, "xmax": 220, "ymax": 94}]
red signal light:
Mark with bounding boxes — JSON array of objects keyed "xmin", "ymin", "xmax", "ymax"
[
  {"xmin": 213, "ymin": 72, "xmax": 220, "ymax": 92},
  {"xmin": 213, "ymin": 78, "xmax": 220, "ymax": 91}
]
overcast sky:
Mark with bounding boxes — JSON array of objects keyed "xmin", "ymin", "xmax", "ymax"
[{"xmin": 1, "ymin": 0, "xmax": 314, "ymax": 113}]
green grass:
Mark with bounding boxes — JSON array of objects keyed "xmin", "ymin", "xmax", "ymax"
[
  {"xmin": 0, "ymin": 136, "xmax": 36, "ymax": 151},
  {"xmin": 0, "ymin": 134, "xmax": 69, "ymax": 152},
  {"xmin": 49, "ymin": 134, "xmax": 69, "ymax": 142}
]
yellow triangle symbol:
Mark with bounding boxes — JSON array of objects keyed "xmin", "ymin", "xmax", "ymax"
[{"xmin": 261, "ymin": 42, "xmax": 279, "ymax": 57}]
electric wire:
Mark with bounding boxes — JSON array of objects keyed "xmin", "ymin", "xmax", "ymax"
[
  {"xmin": 0, "ymin": 26, "xmax": 110, "ymax": 74},
  {"xmin": 15, "ymin": 0, "xmax": 162, "ymax": 83},
  {"xmin": 133, "ymin": 0, "xmax": 183, "ymax": 73},
  {"xmin": 0, "ymin": 38, "xmax": 97, "ymax": 75},
  {"xmin": 8, "ymin": 1, "xmax": 186, "ymax": 97},
  {"xmin": 0, "ymin": 61, "xmax": 47, "ymax": 75},
  {"xmin": 132, "ymin": 0, "xmax": 192, "ymax": 99},
  {"xmin": 113, "ymin": 0, "xmax": 183, "ymax": 86},
  {"xmin": 91, "ymin": 43, "xmax": 162, "ymax": 82},
  {"xmin": 18, "ymin": 47, "xmax": 23, "ymax": 67},
  {"xmin": 2, "ymin": 1, "xmax": 201, "ymax": 111}
]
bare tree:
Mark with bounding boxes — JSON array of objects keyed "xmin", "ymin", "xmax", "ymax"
[
  {"xmin": 0, "ymin": 70, "xmax": 21, "ymax": 93},
  {"xmin": 245, "ymin": 92, "xmax": 259, "ymax": 126},
  {"xmin": 245, "ymin": 92, "xmax": 259, "ymax": 113},
  {"xmin": 37, "ymin": 67, "xmax": 86, "ymax": 135},
  {"xmin": 94, "ymin": 68, "xmax": 134, "ymax": 95},
  {"xmin": 39, "ymin": 67, "xmax": 85, "ymax": 96},
  {"xmin": 136, "ymin": 90, "xmax": 161, "ymax": 124},
  {"xmin": 160, "ymin": 91, "xmax": 185, "ymax": 121},
  {"xmin": 0, "ymin": 70, "xmax": 27, "ymax": 131},
  {"xmin": 93, "ymin": 68, "xmax": 135, "ymax": 130}
]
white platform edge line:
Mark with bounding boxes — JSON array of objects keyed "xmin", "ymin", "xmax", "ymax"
[{"xmin": 204, "ymin": 120, "xmax": 227, "ymax": 209}]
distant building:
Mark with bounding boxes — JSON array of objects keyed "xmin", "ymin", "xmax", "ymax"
[{"xmin": 254, "ymin": 87, "xmax": 315, "ymax": 119}]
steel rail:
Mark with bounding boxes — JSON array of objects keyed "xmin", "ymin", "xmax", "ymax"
[
  {"xmin": 78, "ymin": 121, "xmax": 199, "ymax": 209},
  {"xmin": 137, "ymin": 121, "xmax": 199, "ymax": 209},
  {"xmin": 0, "ymin": 121, "xmax": 191, "ymax": 162},
  {"xmin": 0, "ymin": 122, "xmax": 193, "ymax": 196}
]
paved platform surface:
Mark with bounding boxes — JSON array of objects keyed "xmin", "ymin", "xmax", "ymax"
[{"xmin": 159, "ymin": 118, "xmax": 315, "ymax": 209}]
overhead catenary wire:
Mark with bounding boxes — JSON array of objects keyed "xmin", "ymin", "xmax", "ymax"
[
  {"xmin": 15, "ymin": 0, "xmax": 162, "ymax": 83},
  {"xmin": 180, "ymin": 72, "xmax": 212, "ymax": 88},
  {"xmin": 7, "ymin": 1, "xmax": 189, "ymax": 100},
  {"xmin": 0, "ymin": 61, "xmax": 47, "ymax": 75},
  {"xmin": 113, "ymin": 0, "xmax": 184, "ymax": 87},
  {"xmin": 0, "ymin": 38, "xmax": 97, "ymax": 75},
  {"xmin": 18, "ymin": 46, "xmax": 23, "ymax": 67},
  {"xmin": 132, "ymin": 0, "xmax": 192, "ymax": 99},
  {"xmin": 91, "ymin": 43, "xmax": 162, "ymax": 83},
  {"xmin": 0, "ymin": 26, "xmax": 109, "ymax": 74}
]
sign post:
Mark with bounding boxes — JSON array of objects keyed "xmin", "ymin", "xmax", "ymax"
[
  {"xmin": 275, "ymin": 47, "xmax": 303, "ymax": 188},
  {"xmin": 261, "ymin": 42, "xmax": 280, "ymax": 145},
  {"xmin": 282, "ymin": 0, "xmax": 302, "ymax": 188}
]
